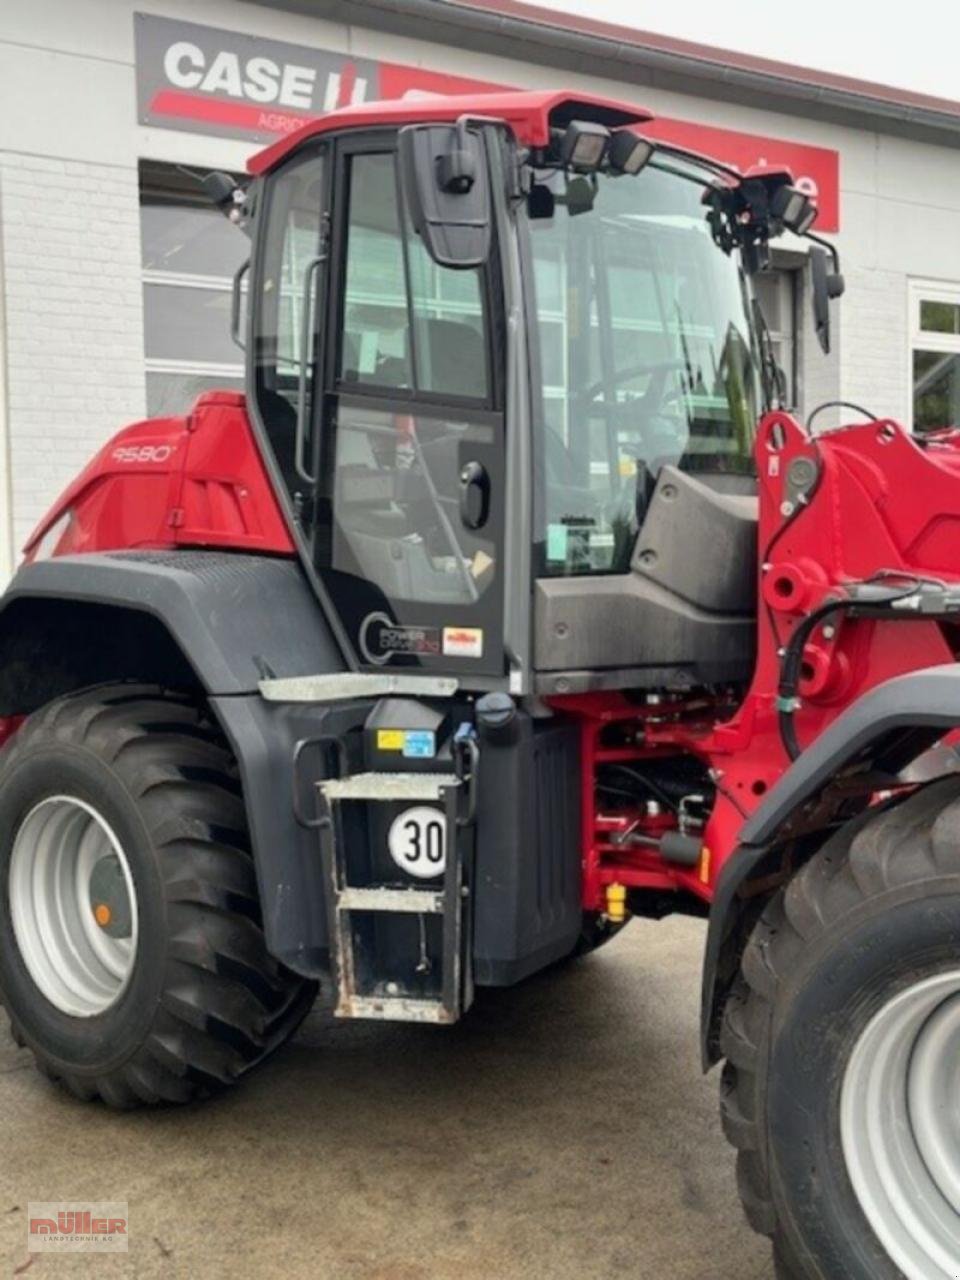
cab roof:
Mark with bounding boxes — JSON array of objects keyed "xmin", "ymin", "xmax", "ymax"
[{"xmin": 247, "ymin": 89, "xmax": 653, "ymax": 176}]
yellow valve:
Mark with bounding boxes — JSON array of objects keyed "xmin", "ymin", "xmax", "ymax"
[
  {"xmin": 606, "ymin": 882, "xmax": 628, "ymax": 924},
  {"xmin": 93, "ymin": 903, "xmax": 112, "ymax": 928}
]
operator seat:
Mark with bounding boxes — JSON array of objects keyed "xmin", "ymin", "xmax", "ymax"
[{"xmin": 423, "ymin": 319, "xmax": 488, "ymax": 401}]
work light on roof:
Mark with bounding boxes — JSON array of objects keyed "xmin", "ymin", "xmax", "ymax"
[
  {"xmin": 559, "ymin": 120, "xmax": 610, "ymax": 171},
  {"xmin": 608, "ymin": 130, "xmax": 654, "ymax": 176},
  {"xmin": 771, "ymin": 183, "xmax": 818, "ymax": 235}
]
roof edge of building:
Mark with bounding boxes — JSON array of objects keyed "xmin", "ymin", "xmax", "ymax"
[{"xmin": 266, "ymin": 0, "xmax": 960, "ymax": 148}]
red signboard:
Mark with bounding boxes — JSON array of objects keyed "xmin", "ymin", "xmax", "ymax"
[
  {"xmin": 642, "ymin": 116, "xmax": 839, "ymax": 233},
  {"xmin": 135, "ymin": 13, "xmax": 840, "ymax": 231}
]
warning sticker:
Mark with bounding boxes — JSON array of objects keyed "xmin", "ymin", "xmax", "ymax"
[
  {"xmin": 442, "ymin": 627, "xmax": 484, "ymax": 659},
  {"xmin": 402, "ymin": 730, "xmax": 436, "ymax": 759},
  {"xmin": 376, "ymin": 729, "xmax": 437, "ymax": 758}
]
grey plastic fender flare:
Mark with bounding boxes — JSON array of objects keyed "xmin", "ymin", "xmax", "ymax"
[
  {"xmin": 0, "ymin": 551, "xmax": 342, "ymax": 695},
  {"xmin": 0, "ymin": 551, "xmax": 346, "ymax": 977},
  {"xmin": 702, "ymin": 663, "xmax": 960, "ymax": 1067}
]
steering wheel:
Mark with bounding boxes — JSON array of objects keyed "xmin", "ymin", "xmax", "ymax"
[{"xmin": 583, "ymin": 358, "xmax": 688, "ymax": 415}]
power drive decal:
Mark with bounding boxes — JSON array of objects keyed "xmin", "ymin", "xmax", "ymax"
[{"xmin": 359, "ymin": 613, "xmax": 442, "ymax": 665}]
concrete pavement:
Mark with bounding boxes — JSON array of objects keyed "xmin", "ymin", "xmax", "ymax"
[{"xmin": 0, "ymin": 915, "xmax": 771, "ymax": 1279}]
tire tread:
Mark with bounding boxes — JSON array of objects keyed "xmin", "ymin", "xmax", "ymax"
[
  {"xmin": 0, "ymin": 683, "xmax": 316, "ymax": 1108},
  {"xmin": 719, "ymin": 780, "xmax": 960, "ymax": 1278}
]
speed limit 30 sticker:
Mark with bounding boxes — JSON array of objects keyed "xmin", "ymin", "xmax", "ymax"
[{"xmin": 387, "ymin": 806, "xmax": 446, "ymax": 879}]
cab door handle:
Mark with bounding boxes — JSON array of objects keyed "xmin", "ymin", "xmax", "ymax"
[
  {"xmin": 459, "ymin": 461, "xmax": 490, "ymax": 530},
  {"xmin": 294, "ymin": 253, "xmax": 326, "ymax": 485}
]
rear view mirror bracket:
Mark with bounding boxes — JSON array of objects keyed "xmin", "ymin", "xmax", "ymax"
[{"xmin": 398, "ymin": 119, "xmax": 496, "ymax": 270}]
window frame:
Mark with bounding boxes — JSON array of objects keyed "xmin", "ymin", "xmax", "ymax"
[
  {"xmin": 909, "ymin": 277, "xmax": 960, "ymax": 433},
  {"xmin": 304, "ymin": 127, "xmax": 509, "ymax": 678},
  {"xmin": 322, "ymin": 130, "xmax": 504, "ymax": 417},
  {"xmin": 250, "ymin": 145, "xmax": 329, "ymax": 414}
]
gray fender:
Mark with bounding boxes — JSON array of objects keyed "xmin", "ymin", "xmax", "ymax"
[
  {"xmin": 0, "ymin": 551, "xmax": 341, "ymax": 697},
  {"xmin": 0, "ymin": 551, "xmax": 346, "ymax": 977},
  {"xmin": 702, "ymin": 663, "xmax": 960, "ymax": 1067}
]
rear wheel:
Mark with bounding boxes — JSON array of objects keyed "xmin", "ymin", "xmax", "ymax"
[
  {"xmin": 720, "ymin": 778, "xmax": 960, "ymax": 1279},
  {"xmin": 0, "ymin": 685, "xmax": 316, "ymax": 1107}
]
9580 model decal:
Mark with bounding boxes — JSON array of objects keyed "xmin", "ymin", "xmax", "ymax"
[{"xmin": 111, "ymin": 445, "xmax": 178, "ymax": 465}]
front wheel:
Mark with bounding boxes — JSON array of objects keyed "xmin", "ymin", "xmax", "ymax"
[
  {"xmin": 0, "ymin": 685, "xmax": 316, "ymax": 1107},
  {"xmin": 720, "ymin": 778, "xmax": 960, "ymax": 1279}
]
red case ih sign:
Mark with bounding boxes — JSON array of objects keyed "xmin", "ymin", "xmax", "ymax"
[{"xmin": 134, "ymin": 13, "xmax": 840, "ymax": 231}]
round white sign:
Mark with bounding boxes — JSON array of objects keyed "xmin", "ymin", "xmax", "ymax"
[{"xmin": 387, "ymin": 806, "xmax": 447, "ymax": 879}]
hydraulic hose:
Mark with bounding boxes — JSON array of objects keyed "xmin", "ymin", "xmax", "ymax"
[
  {"xmin": 776, "ymin": 579, "xmax": 921, "ymax": 761},
  {"xmin": 777, "ymin": 598, "xmax": 854, "ymax": 761}
]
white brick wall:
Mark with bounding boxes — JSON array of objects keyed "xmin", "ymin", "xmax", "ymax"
[
  {"xmin": 0, "ymin": 153, "xmax": 146, "ymax": 554},
  {"xmin": 841, "ymin": 265, "xmax": 910, "ymax": 427}
]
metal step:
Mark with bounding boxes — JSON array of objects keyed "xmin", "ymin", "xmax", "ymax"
[
  {"xmin": 315, "ymin": 764, "xmax": 474, "ymax": 1026},
  {"xmin": 337, "ymin": 886, "xmax": 444, "ymax": 914},
  {"xmin": 336, "ymin": 995, "xmax": 458, "ymax": 1025},
  {"xmin": 319, "ymin": 772, "xmax": 459, "ymax": 803}
]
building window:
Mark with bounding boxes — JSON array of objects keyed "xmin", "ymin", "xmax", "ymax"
[
  {"xmin": 911, "ymin": 281, "xmax": 960, "ymax": 432},
  {"xmin": 754, "ymin": 267, "xmax": 799, "ymax": 410},
  {"xmin": 139, "ymin": 162, "xmax": 249, "ymax": 418}
]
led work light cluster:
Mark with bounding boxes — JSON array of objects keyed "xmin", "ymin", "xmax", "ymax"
[
  {"xmin": 705, "ymin": 167, "xmax": 821, "ymax": 271},
  {"xmin": 555, "ymin": 120, "xmax": 655, "ymax": 175}
]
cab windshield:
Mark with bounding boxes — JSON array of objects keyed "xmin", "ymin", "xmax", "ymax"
[{"xmin": 526, "ymin": 157, "xmax": 762, "ymax": 577}]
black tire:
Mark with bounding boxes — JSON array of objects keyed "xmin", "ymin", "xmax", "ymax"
[
  {"xmin": 0, "ymin": 684, "xmax": 317, "ymax": 1107},
  {"xmin": 719, "ymin": 777, "xmax": 960, "ymax": 1279}
]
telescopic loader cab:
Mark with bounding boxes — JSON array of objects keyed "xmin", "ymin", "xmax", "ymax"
[{"xmin": 2, "ymin": 89, "xmax": 960, "ymax": 1279}]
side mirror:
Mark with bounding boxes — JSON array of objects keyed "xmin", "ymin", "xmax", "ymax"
[
  {"xmin": 201, "ymin": 171, "xmax": 250, "ymax": 235},
  {"xmin": 810, "ymin": 245, "xmax": 845, "ymax": 355},
  {"xmin": 398, "ymin": 122, "xmax": 492, "ymax": 270}
]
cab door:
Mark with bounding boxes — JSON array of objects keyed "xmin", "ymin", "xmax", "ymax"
[{"xmin": 312, "ymin": 132, "xmax": 506, "ymax": 678}]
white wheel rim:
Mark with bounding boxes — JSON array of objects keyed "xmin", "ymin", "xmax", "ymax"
[
  {"xmin": 841, "ymin": 969, "xmax": 960, "ymax": 1279},
  {"xmin": 8, "ymin": 796, "xmax": 139, "ymax": 1017}
]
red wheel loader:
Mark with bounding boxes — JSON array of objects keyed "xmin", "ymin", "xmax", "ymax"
[{"xmin": 0, "ymin": 88, "xmax": 958, "ymax": 1278}]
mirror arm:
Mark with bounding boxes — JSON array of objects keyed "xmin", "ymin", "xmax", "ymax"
[{"xmin": 805, "ymin": 230, "xmax": 842, "ymax": 276}]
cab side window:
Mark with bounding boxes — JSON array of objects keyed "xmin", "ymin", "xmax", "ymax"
[
  {"xmin": 338, "ymin": 152, "xmax": 490, "ymax": 404},
  {"xmin": 253, "ymin": 151, "xmax": 326, "ymax": 509}
]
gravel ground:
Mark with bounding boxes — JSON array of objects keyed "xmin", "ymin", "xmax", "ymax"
[{"xmin": 0, "ymin": 915, "xmax": 771, "ymax": 1279}]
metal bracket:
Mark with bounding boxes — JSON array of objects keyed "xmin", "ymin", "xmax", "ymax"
[
  {"xmin": 260, "ymin": 673, "xmax": 460, "ymax": 704},
  {"xmin": 292, "ymin": 734, "xmax": 349, "ymax": 830}
]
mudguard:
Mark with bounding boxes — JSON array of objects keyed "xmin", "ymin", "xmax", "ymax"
[
  {"xmin": 701, "ymin": 663, "xmax": 960, "ymax": 1067},
  {"xmin": 0, "ymin": 551, "xmax": 340, "ymax": 695},
  {"xmin": 0, "ymin": 550, "xmax": 345, "ymax": 977}
]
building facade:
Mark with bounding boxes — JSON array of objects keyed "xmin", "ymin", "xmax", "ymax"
[{"xmin": 1, "ymin": 0, "xmax": 959, "ymax": 578}]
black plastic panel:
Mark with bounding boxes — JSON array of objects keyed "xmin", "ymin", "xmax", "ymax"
[{"xmin": 473, "ymin": 711, "xmax": 583, "ymax": 984}]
